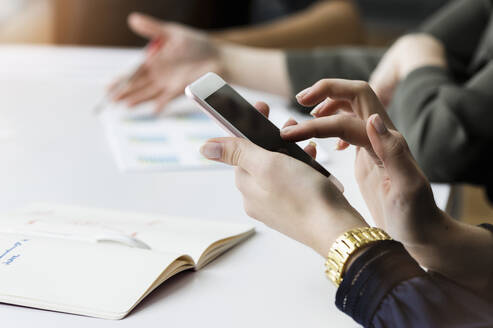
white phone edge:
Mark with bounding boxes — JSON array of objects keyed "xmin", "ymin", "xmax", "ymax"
[
  {"xmin": 185, "ymin": 72, "xmax": 247, "ymax": 139},
  {"xmin": 185, "ymin": 72, "xmax": 344, "ymax": 193}
]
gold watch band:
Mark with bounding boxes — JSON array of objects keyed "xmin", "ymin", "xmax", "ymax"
[{"xmin": 325, "ymin": 227, "xmax": 392, "ymax": 286}]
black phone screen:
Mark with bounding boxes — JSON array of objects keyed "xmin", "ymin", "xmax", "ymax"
[{"xmin": 204, "ymin": 84, "xmax": 330, "ymax": 177}]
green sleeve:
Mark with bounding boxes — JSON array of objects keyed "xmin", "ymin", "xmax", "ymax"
[
  {"xmin": 388, "ymin": 64, "xmax": 493, "ymax": 188},
  {"xmin": 286, "ymin": 47, "xmax": 384, "ymax": 95},
  {"xmin": 420, "ymin": 0, "xmax": 492, "ymax": 72}
]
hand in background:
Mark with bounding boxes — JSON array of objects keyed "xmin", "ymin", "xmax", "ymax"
[
  {"xmin": 200, "ymin": 101, "xmax": 367, "ymax": 257},
  {"xmin": 109, "ymin": 13, "xmax": 223, "ymax": 113},
  {"xmin": 369, "ymin": 34, "xmax": 447, "ymax": 107}
]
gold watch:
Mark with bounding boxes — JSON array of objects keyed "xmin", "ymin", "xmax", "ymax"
[{"xmin": 325, "ymin": 227, "xmax": 392, "ymax": 286}]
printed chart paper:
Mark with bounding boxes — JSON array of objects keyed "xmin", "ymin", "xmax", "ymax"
[{"xmin": 100, "ymin": 97, "xmax": 330, "ymax": 172}]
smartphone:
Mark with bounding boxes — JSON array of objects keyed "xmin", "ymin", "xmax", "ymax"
[{"xmin": 185, "ymin": 72, "xmax": 343, "ymax": 192}]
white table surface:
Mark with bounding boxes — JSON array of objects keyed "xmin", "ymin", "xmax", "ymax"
[{"xmin": 0, "ymin": 45, "xmax": 450, "ymax": 328}]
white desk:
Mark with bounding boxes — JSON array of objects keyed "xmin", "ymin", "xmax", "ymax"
[{"xmin": 0, "ymin": 46, "xmax": 450, "ymax": 327}]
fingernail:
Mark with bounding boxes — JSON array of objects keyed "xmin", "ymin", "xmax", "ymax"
[
  {"xmin": 200, "ymin": 142, "xmax": 222, "ymax": 159},
  {"xmin": 296, "ymin": 87, "xmax": 311, "ymax": 101},
  {"xmin": 286, "ymin": 116, "xmax": 297, "ymax": 124},
  {"xmin": 310, "ymin": 98, "xmax": 328, "ymax": 117},
  {"xmin": 309, "ymin": 141, "xmax": 317, "ymax": 148},
  {"xmin": 371, "ymin": 114, "xmax": 387, "ymax": 135},
  {"xmin": 131, "ymin": 13, "xmax": 144, "ymax": 22},
  {"xmin": 280, "ymin": 125, "xmax": 295, "ymax": 134}
]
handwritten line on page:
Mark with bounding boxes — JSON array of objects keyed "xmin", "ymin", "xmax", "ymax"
[{"xmin": 0, "ymin": 239, "xmax": 28, "ymax": 266}]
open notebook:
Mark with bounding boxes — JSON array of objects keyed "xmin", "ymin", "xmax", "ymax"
[{"xmin": 0, "ymin": 204, "xmax": 254, "ymax": 319}]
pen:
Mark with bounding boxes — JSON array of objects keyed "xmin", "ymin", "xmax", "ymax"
[{"xmin": 93, "ymin": 37, "xmax": 164, "ymax": 115}]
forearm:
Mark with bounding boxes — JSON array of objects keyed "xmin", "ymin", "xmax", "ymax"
[
  {"xmin": 407, "ymin": 212, "xmax": 493, "ymax": 294},
  {"xmin": 218, "ymin": 43, "xmax": 291, "ymax": 97},
  {"xmin": 212, "ymin": 0, "xmax": 363, "ymax": 49}
]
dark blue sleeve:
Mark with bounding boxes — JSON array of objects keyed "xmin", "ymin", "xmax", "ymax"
[
  {"xmin": 371, "ymin": 275, "xmax": 493, "ymax": 328},
  {"xmin": 336, "ymin": 240, "xmax": 493, "ymax": 327}
]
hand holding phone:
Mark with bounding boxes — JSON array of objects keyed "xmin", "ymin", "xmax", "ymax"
[{"xmin": 185, "ymin": 72, "xmax": 343, "ymax": 192}]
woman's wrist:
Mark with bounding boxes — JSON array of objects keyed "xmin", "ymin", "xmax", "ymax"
[
  {"xmin": 212, "ymin": 40, "xmax": 231, "ymax": 80},
  {"xmin": 217, "ymin": 43, "xmax": 291, "ymax": 97},
  {"xmin": 397, "ymin": 208, "xmax": 459, "ymax": 267},
  {"xmin": 309, "ymin": 207, "xmax": 369, "ymax": 257},
  {"xmin": 358, "ymin": 192, "xmax": 493, "ymax": 293},
  {"xmin": 396, "ymin": 33, "xmax": 447, "ymax": 80},
  {"xmin": 397, "ymin": 209, "xmax": 493, "ymax": 292}
]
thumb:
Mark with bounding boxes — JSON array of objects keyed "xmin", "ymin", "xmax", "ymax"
[
  {"xmin": 128, "ymin": 12, "xmax": 166, "ymax": 40},
  {"xmin": 366, "ymin": 114, "xmax": 420, "ymax": 187},
  {"xmin": 200, "ymin": 137, "xmax": 266, "ymax": 176}
]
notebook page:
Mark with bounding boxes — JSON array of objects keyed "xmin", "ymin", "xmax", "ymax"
[
  {"xmin": 0, "ymin": 233, "xmax": 182, "ymax": 319},
  {"xmin": 5, "ymin": 203, "xmax": 254, "ymax": 264}
]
